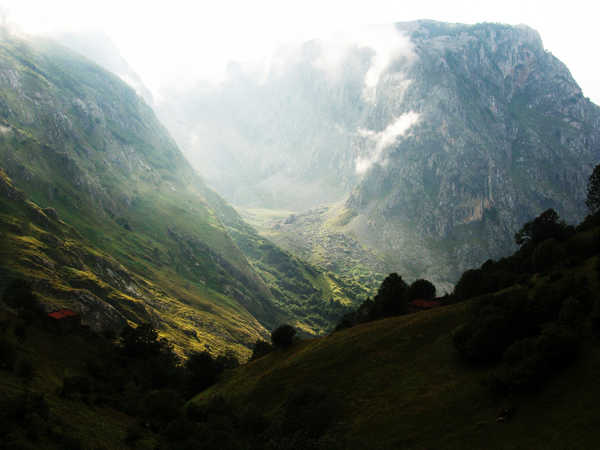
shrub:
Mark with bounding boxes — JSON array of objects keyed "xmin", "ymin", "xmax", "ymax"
[
  {"xmin": 184, "ymin": 351, "xmax": 222, "ymax": 395},
  {"xmin": 0, "ymin": 338, "xmax": 16, "ymax": 370},
  {"xmin": 124, "ymin": 424, "xmax": 144, "ymax": 446},
  {"xmin": 119, "ymin": 323, "xmax": 161, "ymax": 358},
  {"xmin": 250, "ymin": 340, "xmax": 274, "ymax": 360},
  {"xmin": 591, "ymin": 298, "xmax": 600, "ymax": 334},
  {"xmin": 271, "ymin": 325, "xmax": 296, "ymax": 349},
  {"xmin": 2, "ymin": 279, "xmax": 37, "ymax": 311},
  {"xmin": 15, "ymin": 359, "xmax": 34, "ymax": 382},
  {"xmin": 515, "ymin": 209, "xmax": 572, "ymax": 248},
  {"xmin": 565, "ymin": 230, "xmax": 600, "ymax": 261},
  {"xmin": 281, "ymin": 386, "xmax": 338, "ymax": 439},
  {"xmin": 489, "ymin": 324, "xmax": 580, "ymax": 394},
  {"xmin": 14, "ymin": 322, "xmax": 27, "ymax": 341},
  {"xmin": 142, "ymin": 389, "xmax": 184, "ymax": 427},
  {"xmin": 532, "ymin": 238, "xmax": 566, "ymax": 272},
  {"xmin": 453, "ymin": 269, "xmax": 486, "ymax": 301},
  {"xmin": 60, "ymin": 375, "xmax": 92, "ymax": 399},
  {"xmin": 453, "ymin": 290, "xmax": 538, "ymax": 363}
]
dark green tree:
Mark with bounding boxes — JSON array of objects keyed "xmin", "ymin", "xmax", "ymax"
[
  {"xmin": 514, "ymin": 209, "xmax": 570, "ymax": 247},
  {"xmin": 586, "ymin": 164, "xmax": 600, "ymax": 213},
  {"xmin": 184, "ymin": 351, "xmax": 221, "ymax": 394},
  {"xmin": 2, "ymin": 279, "xmax": 37, "ymax": 311},
  {"xmin": 119, "ymin": 323, "xmax": 161, "ymax": 358},
  {"xmin": 407, "ymin": 279, "xmax": 436, "ymax": 301},
  {"xmin": 372, "ymin": 273, "xmax": 408, "ymax": 317},
  {"xmin": 250, "ymin": 340, "xmax": 273, "ymax": 360},
  {"xmin": 271, "ymin": 324, "xmax": 296, "ymax": 349}
]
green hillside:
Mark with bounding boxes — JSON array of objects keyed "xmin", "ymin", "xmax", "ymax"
[
  {"xmin": 0, "ymin": 306, "xmax": 158, "ymax": 450},
  {"xmin": 193, "ymin": 303, "xmax": 600, "ymax": 450},
  {"xmin": 0, "ymin": 33, "xmax": 367, "ymax": 358},
  {"xmin": 189, "ymin": 211, "xmax": 600, "ymax": 449}
]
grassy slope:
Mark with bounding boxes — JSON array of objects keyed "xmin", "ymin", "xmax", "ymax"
[
  {"xmin": 194, "ymin": 295, "xmax": 600, "ymax": 449},
  {"xmin": 0, "ymin": 309, "xmax": 156, "ymax": 450},
  {"xmin": 238, "ymin": 204, "xmax": 386, "ymax": 297},
  {"xmin": 0, "ymin": 33, "xmax": 363, "ymax": 356},
  {"xmin": 0, "ymin": 169, "xmax": 266, "ymax": 358}
]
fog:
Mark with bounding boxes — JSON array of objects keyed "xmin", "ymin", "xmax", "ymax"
[
  {"xmin": 1, "ymin": 0, "xmax": 599, "ymax": 105},
  {"xmin": 356, "ymin": 112, "xmax": 421, "ymax": 175}
]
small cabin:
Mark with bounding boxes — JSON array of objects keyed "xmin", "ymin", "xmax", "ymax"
[
  {"xmin": 409, "ymin": 299, "xmax": 441, "ymax": 313},
  {"xmin": 46, "ymin": 309, "xmax": 80, "ymax": 333}
]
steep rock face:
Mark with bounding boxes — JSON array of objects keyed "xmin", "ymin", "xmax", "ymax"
[
  {"xmin": 345, "ymin": 21, "xmax": 600, "ymax": 283},
  {"xmin": 158, "ymin": 21, "xmax": 600, "ymax": 287}
]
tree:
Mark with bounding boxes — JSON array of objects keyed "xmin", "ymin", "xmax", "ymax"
[
  {"xmin": 514, "ymin": 209, "xmax": 570, "ymax": 247},
  {"xmin": 119, "ymin": 323, "xmax": 161, "ymax": 358},
  {"xmin": 407, "ymin": 279, "xmax": 436, "ymax": 301},
  {"xmin": 372, "ymin": 273, "xmax": 408, "ymax": 317},
  {"xmin": 184, "ymin": 351, "xmax": 221, "ymax": 394},
  {"xmin": 250, "ymin": 340, "xmax": 273, "ymax": 360},
  {"xmin": 586, "ymin": 164, "xmax": 600, "ymax": 213},
  {"xmin": 271, "ymin": 324, "xmax": 296, "ymax": 349},
  {"xmin": 2, "ymin": 279, "xmax": 37, "ymax": 311}
]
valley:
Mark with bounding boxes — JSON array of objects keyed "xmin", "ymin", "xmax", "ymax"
[{"xmin": 1, "ymin": 14, "xmax": 600, "ymax": 450}]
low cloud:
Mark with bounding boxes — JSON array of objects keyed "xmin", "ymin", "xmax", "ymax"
[{"xmin": 355, "ymin": 111, "xmax": 420, "ymax": 175}]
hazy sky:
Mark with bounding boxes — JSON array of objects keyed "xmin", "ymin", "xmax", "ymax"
[{"xmin": 2, "ymin": 0, "xmax": 600, "ymax": 104}]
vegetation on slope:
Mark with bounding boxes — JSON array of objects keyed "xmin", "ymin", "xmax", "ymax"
[
  {"xmin": 0, "ymin": 32, "xmax": 364, "ymax": 359},
  {"xmin": 0, "ymin": 168, "xmax": 265, "ymax": 358},
  {"xmin": 188, "ymin": 206, "xmax": 600, "ymax": 449}
]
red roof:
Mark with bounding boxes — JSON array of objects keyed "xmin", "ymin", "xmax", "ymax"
[
  {"xmin": 48, "ymin": 309, "xmax": 78, "ymax": 320},
  {"xmin": 410, "ymin": 299, "xmax": 441, "ymax": 309}
]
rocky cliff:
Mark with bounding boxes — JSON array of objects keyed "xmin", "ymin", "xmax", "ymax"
[
  {"xmin": 158, "ymin": 21, "xmax": 600, "ymax": 288},
  {"xmin": 344, "ymin": 21, "xmax": 600, "ymax": 284}
]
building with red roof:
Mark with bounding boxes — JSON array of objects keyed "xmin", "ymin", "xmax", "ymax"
[
  {"xmin": 409, "ymin": 299, "xmax": 441, "ymax": 312},
  {"xmin": 46, "ymin": 309, "xmax": 80, "ymax": 333}
]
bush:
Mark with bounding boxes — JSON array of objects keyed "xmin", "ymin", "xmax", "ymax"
[
  {"xmin": 489, "ymin": 324, "xmax": 580, "ymax": 394},
  {"xmin": 591, "ymin": 298, "xmax": 600, "ymax": 334},
  {"xmin": 184, "ymin": 351, "xmax": 222, "ymax": 395},
  {"xmin": 453, "ymin": 290, "xmax": 539, "ymax": 363},
  {"xmin": 515, "ymin": 209, "xmax": 572, "ymax": 248},
  {"xmin": 565, "ymin": 230, "xmax": 600, "ymax": 261},
  {"xmin": 532, "ymin": 238, "xmax": 566, "ymax": 272},
  {"xmin": 281, "ymin": 386, "xmax": 338, "ymax": 439},
  {"xmin": 250, "ymin": 340, "xmax": 274, "ymax": 360},
  {"xmin": 2, "ymin": 279, "xmax": 37, "ymax": 311},
  {"xmin": 271, "ymin": 325, "xmax": 296, "ymax": 349},
  {"xmin": 60, "ymin": 375, "xmax": 92, "ymax": 399},
  {"xmin": 119, "ymin": 323, "xmax": 161, "ymax": 358},
  {"xmin": 0, "ymin": 338, "xmax": 16, "ymax": 370},
  {"xmin": 14, "ymin": 322, "xmax": 27, "ymax": 341},
  {"xmin": 142, "ymin": 389, "xmax": 184, "ymax": 427},
  {"xmin": 4, "ymin": 392, "xmax": 50, "ymax": 423},
  {"xmin": 124, "ymin": 424, "xmax": 144, "ymax": 446},
  {"xmin": 15, "ymin": 359, "xmax": 35, "ymax": 382},
  {"xmin": 453, "ymin": 269, "xmax": 486, "ymax": 301}
]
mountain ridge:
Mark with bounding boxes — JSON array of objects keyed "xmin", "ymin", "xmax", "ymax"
[{"xmin": 156, "ymin": 21, "xmax": 600, "ymax": 288}]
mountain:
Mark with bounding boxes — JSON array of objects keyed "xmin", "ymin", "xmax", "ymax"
[
  {"xmin": 157, "ymin": 21, "xmax": 600, "ymax": 289},
  {"xmin": 51, "ymin": 30, "xmax": 154, "ymax": 106},
  {"xmin": 3, "ymin": 202, "xmax": 600, "ymax": 449},
  {"xmin": 0, "ymin": 31, "xmax": 365, "ymax": 358}
]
